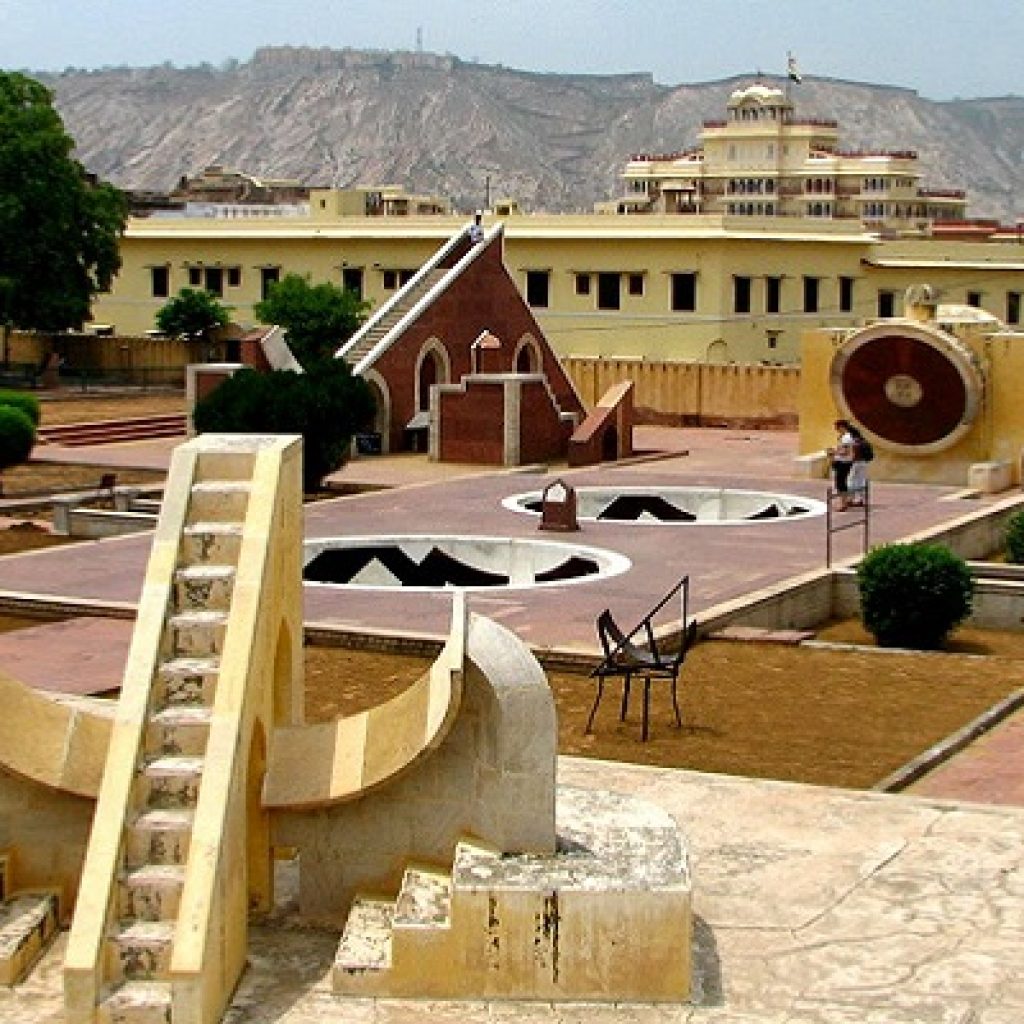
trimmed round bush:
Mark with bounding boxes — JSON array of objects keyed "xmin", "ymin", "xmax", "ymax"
[
  {"xmin": 0, "ymin": 389, "xmax": 40, "ymax": 426},
  {"xmin": 0, "ymin": 405, "xmax": 36, "ymax": 474},
  {"xmin": 193, "ymin": 361, "xmax": 375, "ymax": 492},
  {"xmin": 1005, "ymin": 509, "xmax": 1024, "ymax": 565},
  {"xmin": 856, "ymin": 542, "xmax": 974, "ymax": 650}
]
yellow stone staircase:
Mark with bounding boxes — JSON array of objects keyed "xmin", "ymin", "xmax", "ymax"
[{"xmin": 64, "ymin": 434, "xmax": 305, "ymax": 1024}]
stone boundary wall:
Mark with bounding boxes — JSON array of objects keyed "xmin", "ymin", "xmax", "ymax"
[
  {"xmin": 563, "ymin": 356, "xmax": 799, "ymax": 429},
  {"xmin": 9, "ymin": 331, "xmax": 230, "ymax": 375}
]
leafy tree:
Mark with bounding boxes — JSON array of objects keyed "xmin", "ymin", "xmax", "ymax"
[
  {"xmin": 193, "ymin": 360, "xmax": 375, "ymax": 491},
  {"xmin": 155, "ymin": 288, "xmax": 231, "ymax": 344},
  {"xmin": 0, "ymin": 71, "xmax": 128, "ymax": 363},
  {"xmin": 857, "ymin": 542, "xmax": 974, "ymax": 650},
  {"xmin": 254, "ymin": 274, "xmax": 369, "ymax": 369}
]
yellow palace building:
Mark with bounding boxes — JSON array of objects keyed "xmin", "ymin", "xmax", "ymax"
[
  {"xmin": 92, "ymin": 208, "xmax": 1024, "ymax": 367},
  {"xmin": 92, "ymin": 85, "xmax": 1024, "ymax": 366}
]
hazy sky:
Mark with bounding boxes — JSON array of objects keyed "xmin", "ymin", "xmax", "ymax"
[{"xmin": 1, "ymin": 0, "xmax": 1021, "ymax": 101}]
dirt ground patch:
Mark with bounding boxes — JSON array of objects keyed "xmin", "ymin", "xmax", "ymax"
[
  {"xmin": 0, "ymin": 522, "xmax": 82, "ymax": 555},
  {"xmin": 0, "ymin": 391, "xmax": 178, "ymax": 502},
  {"xmin": 35, "ymin": 390, "xmax": 184, "ymax": 427},
  {"xmin": 303, "ymin": 621, "xmax": 1024, "ymax": 791},
  {"xmin": 1, "ymin": 462, "xmax": 166, "ymax": 502}
]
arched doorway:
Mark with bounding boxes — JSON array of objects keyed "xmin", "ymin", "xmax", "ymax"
[
  {"xmin": 410, "ymin": 342, "xmax": 450, "ymax": 453},
  {"xmin": 418, "ymin": 351, "xmax": 440, "ymax": 411},
  {"xmin": 361, "ymin": 371, "xmax": 391, "ymax": 454}
]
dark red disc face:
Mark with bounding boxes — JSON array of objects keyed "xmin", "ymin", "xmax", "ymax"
[{"xmin": 840, "ymin": 335, "xmax": 969, "ymax": 446}]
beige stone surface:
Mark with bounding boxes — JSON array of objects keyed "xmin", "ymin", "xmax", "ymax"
[{"xmin": 9, "ymin": 759, "xmax": 1024, "ymax": 1021}]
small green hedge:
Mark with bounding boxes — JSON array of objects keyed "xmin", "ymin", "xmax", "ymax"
[
  {"xmin": 1005, "ymin": 509, "xmax": 1024, "ymax": 565},
  {"xmin": 857, "ymin": 542, "xmax": 974, "ymax": 650},
  {"xmin": 0, "ymin": 405, "xmax": 36, "ymax": 473},
  {"xmin": 0, "ymin": 389, "xmax": 40, "ymax": 426}
]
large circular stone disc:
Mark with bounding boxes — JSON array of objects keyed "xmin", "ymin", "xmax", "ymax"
[{"xmin": 831, "ymin": 324, "xmax": 982, "ymax": 452}]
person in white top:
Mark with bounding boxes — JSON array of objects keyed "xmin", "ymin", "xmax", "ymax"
[
  {"xmin": 830, "ymin": 418, "xmax": 856, "ymax": 511},
  {"xmin": 847, "ymin": 423, "xmax": 870, "ymax": 505}
]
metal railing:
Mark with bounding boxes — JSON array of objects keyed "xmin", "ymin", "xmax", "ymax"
[{"xmin": 825, "ymin": 483, "xmax": 870, "ymax": 567}]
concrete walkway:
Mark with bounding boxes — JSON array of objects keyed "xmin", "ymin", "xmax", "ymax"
[
  {"xmin": 0, "ymin": 429, "xmax": 996, "ymax": 652},
  {"xmin": 5, "ymin": 761, "xmax": 1024, "ymax": 1023}
]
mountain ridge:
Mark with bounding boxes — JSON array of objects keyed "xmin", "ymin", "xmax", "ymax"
[{"xmin": 34, "ymin": 47, "xmax": 1024, "ymax": 222}]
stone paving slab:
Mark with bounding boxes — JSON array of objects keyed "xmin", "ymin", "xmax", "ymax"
[
  {"xmin": 909, "ymin": 712, "xmax": 1024, "ymax": 807},
  {"xmin": 0, "ymin": 618, "xmax": 128, "ymax": 695},
  {"xmin": 5, "ymin": 760, "xmax": 1024, "ymax": 1022}
]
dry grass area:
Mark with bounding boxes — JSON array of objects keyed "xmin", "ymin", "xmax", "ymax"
[
  {"xmin": 36, "ymin": 390, "xmax": 184, "ymax": 426},
  {"xmin": 304, "ymin": 621, "xmax": 1024, "ymax": 791},
  {"xmin": 0, "ymin": 391, "xmax": 178, "ymax": 504}
]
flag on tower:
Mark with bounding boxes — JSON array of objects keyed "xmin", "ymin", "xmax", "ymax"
[{"xmin": 787, "ymin": 53, "xmax": 803, "ymax": 84}]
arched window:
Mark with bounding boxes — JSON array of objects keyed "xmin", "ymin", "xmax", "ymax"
[{"xmin": 514, "ymin": 334, "xmax": 541, "ymax": 373}]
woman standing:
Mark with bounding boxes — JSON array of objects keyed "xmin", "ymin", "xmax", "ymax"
[
  {"xmin": 847, "ymin": 423, "xmax": 870, "ymax": 506},
  {"xmin": 830, "ymin": 419, "xmax": 856, "ymax": 510}
]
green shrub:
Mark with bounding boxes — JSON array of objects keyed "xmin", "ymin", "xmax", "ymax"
[
  {"xmin": 857, "ymin": 542, "xmax": 974, "ymax": 650},
  {"xmin": 0, "ymin": 389, "xmax": 40, "ymax": 426},
  {"xmin": 193, "ymin": 361, "xmax": 375, "ymax": 492},
  {"xmin": 1005, "ymin": 509, "xmax": 1024, "ymax": 565},
  {"xmin": 0, "ymin": 405, "xmax": 36, "ymax": 475}
]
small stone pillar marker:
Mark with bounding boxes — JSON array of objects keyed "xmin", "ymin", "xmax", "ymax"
[{"xmin": 539, "ymin": 478, "xmax": 579, "ymax": 532}]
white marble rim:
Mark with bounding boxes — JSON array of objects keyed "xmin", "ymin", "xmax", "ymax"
[
  {"xmin": 501, "ymin": 486, "xmax": 827, "ymax": 526},
  {"xmin": 302, "ymin": 534, "xmax": 632, "ymax": 592}
]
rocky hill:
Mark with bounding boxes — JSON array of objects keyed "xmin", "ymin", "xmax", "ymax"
[{"xmin": 37, "ymin": 47, "xmax": 1024, "ymax": 222}]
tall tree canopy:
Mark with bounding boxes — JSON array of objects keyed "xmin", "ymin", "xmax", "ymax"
[
  {"xmin": 254, "ymin": 273, "xmax": 369, "ymax": 369},
  {"xmin": 0, "ymin": 71, "xmax": 127, "ymax": 345}
]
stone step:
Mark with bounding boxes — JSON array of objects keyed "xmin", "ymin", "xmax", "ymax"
[
  {"xmin": 393, "ymin": 864, "xmax": 453, "ymax": 931},
  {"xmin": 188, "ymin": 480, "xmax": 251, "ymax": 523},
  {"xmin": 119, "ymin": 864, "xmax": 186, "ymax": 922},
  {"xmin": 166, "ymin": 610, "xmax": 229, "ymax": 658},
  {"xmin": 155, "ymin": 657, "xmax": 220, "ymax": 708},
  {"xmin": 193, "ymin": 450, "xmax": 257, "ymax": 483},
  {"xmin": 141, "ymin": 755, "xmax": 204, "ymax": 809},
  {"xmin": 107, "ymin": 920, "xmax": 176, "ymax": 982},
  {"xmin": 0, "ymin": 891, "xmax": 59, "ymax": 986},
  {"xmin": 126, "ymin": 809, "xmax": 194, "ymax": 867},
  {"xmin": 97, "ymin": 979, "xmax": 172, "ymax": 1024},
  {"xmin": 334, "ymin": 896, "xmax": 394, "ymax": 978},
  {"xmin": 181, "ymin": 522, "xmax": 242, "ymax": 564},
  {"xmin": 147, "ymin": 705, "xmax": 213, "ymax": 757},
  {"xmin": 173, "ymin": 564, "xmax": 236, "ymax": 611}
]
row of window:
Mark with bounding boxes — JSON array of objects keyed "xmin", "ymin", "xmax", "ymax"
[
  {"xmin": 152, "ymin": 263, "xmax": 1022, "ymax": 327},
  {"xmin": 526, "ymin": 271, "xmax": 697, "ymax": 313},
  {"xmin": 530, "ymin": 270, "xmax": 1024, "ymax": 324},
  {"xmin": 727, "ymin": 202, "xmax": 776, "ymax": 216},
  {"xmin": 728, "ymin": 178, "xmax": 775, "ymax": 195},
  {"xmin": 149, "ymin": 264, "xmax": 418, "ymax": 301}
]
